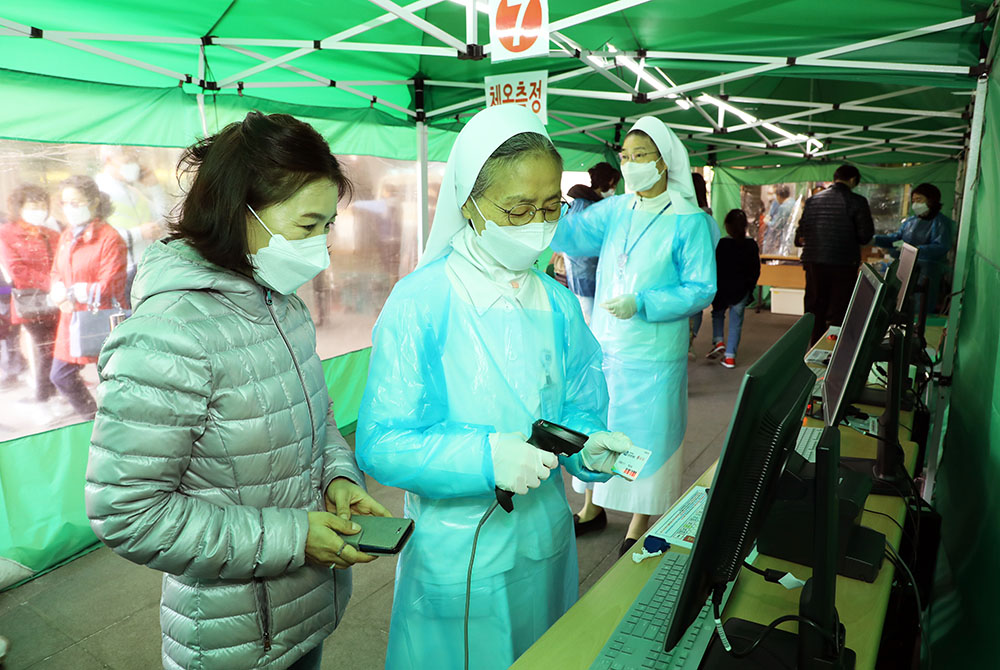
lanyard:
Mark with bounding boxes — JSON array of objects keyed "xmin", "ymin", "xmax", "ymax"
[{"xmin": 617, "ymin": 202, "xmax": 672, "ymax": 278}]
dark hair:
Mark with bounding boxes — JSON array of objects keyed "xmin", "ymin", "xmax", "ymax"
[
  {"xmin": 833, "ymin": 164, "xmax": 861, "ymax": 184},
  {"xmin": 911, "ymin": 183, "xmax": 942, "ymax": 214},
  {"xmin": 470, "ymin": 132, "xmax": 562, "ymax": 199},
  {"xmin": 589, "ymin": 162, "xmax": 620, "ymax": 191},
  {"xmin": 691, "ymin": 172, "xmax": 709, "ymax": 208},
  {"xmin": 7, "ymin": 184, "xmax": 49, "ymax": 219},
  {"xmin": 724, "ymin": 209, "xmax": 749, "ymax": 239},
  {"xmin": 775, "ymin": 185, "xmax": 791, "ymax": 199},
  {"xmin": 171, "ymin": 111, "xmax": 353, "ymax": 275},
  {"xmin": 60, "ymin": 175, "xmax": 113, "ymax": 220}
]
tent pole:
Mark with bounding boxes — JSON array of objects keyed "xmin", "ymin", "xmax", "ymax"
[
  {"xmin": 365, "ymin": 0, "xmax": 466, "ymax": 51},
  {"xmin": 924, "ymin": 74, "xmax": 989, "ymax": 499},
  {"xmin": 549, "ymin": 0, "xmax": 652, "ymax": 32},
  {"xmin": 197, "ymin": 46, "xmax": 208, "ymax": 137},
  {"xmin": 416, "ymin": 120, "xmax": 430, "ymax": 260}
]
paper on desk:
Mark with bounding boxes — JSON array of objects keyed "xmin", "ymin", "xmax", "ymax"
[
  {"xmin": 647, "ymin": 486, "xmax": 708, "ymax": 549},
  {"xmin": 805, "ymin": 349, "xmax": 831, "ymax": 365}
]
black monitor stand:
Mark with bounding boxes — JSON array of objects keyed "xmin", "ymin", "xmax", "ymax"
[
  {"xmin": 701, "ymin": 427, "xmax": 857, "ymax": 669},
  {"xmin": 841, "ymin": 322, "xmax": 908, "ymax": 497}
]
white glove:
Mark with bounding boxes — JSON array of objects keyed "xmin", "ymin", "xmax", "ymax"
[
  {"xmin": 601, "ymin": 294, "xmax": 638, "ymax": 320},
  {"xmin": 490, "ymin": 432, "xmax": 558, "ymax": 495},
  {"xmin": 581, "ymin": 431, "xmax": 634, "ymax": 475},
  {"xmin": 892, "ymin": 239, "xmax": 905, "ymax": 249},
  {"xmin": 71, "ymin": 282, "xmax": 90, "ymax": 303},
  {"xmin": 49, "ymin": 281, "xmax": 67, "ymax": 305}
]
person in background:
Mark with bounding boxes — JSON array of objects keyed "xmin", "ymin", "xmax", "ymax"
[
  {"xmin": 0, "ymin": 185, "xmax": 60, "ymax": 401},
  {"xmin": 356, "ymin": 105, "xmax": 632, "ymax": 670},
  {"xmin": 873, "ymin": 182, "xmax": 954, "ymax": 312},
  {"xmin": 49, "ymin": 176, "xmax": 128, "ymax": 420},
  {"xmin": 86, "ymin": 112, "xmax": 392, "ymax": 670},
  {"xmin": 95, "ymin": 146, "xmax": 167, "ymax": 296},
  {"xmin": 563, "ymin": 161, "xmax": 620, "ymax": 322},
  {"xmin": 551, "ymin": 116, "xmax": 716, "ymax": 555},
  {"xmin": 688, "ymin": 171, "xmax": 720, "ymax": 356},
  {"xmin": 706, "ymin": 210, "xmax": 760, "ymax": 369},
  {"xmin": 763, "ymin": 184, "xmax": 795, "ymax": 253},
  {"xmin": 794, "ymin": 164, "xmax": 874, "ymax": 344}
]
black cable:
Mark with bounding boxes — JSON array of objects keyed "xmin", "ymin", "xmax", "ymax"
[
  {"xmin": 885, "ymin": 545, "xmax": 932, "ymax": 669},
  {"xmin": 464, "ymin": 501, "xmax": 499, "ymax": 670},
  {"xmin": 741, "ymin": 561, "xmax": 791, "ymax": 585},
  {"xmin": 726, "ymin": 614, "xmax": 838, "ymax": 659},
  {"xmin": 863, "ymin": 508, "xmax": 913, "ymax": 547}
]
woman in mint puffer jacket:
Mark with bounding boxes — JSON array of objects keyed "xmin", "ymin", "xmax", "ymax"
[{"xmin": 85, "ymin": 112, "xmax": 391, "ymax": 670}]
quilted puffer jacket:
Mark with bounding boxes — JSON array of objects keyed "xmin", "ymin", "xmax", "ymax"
[
  {"xmin": 795, "ymin": 182, "xmax": 875, "ymax": 266},
  {"xmin": 85, "ymin": 239, "xmax": 363, "ymax": 669}
]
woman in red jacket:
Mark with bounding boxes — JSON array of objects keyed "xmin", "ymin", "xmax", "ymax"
[
  {"xmin": 0, "ymin": 184, "xmax": 61, "ymax": 401},
  {"xmin": 50, "ymin": 176, "xmax": 128, "ymax": 420}
]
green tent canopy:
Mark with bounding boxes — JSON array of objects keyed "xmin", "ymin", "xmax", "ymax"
[{"xmin": 1, "ymin": 2, "xmax": 999, "ymax": 666}]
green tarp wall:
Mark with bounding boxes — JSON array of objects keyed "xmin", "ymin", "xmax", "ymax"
[
  {"xmin": 0, "ymin": 347, "xmax": 372, "ymax": 590},
  {"xmin": 931, "ymin": 75, "xmax": 1000, "ymax": 666}
]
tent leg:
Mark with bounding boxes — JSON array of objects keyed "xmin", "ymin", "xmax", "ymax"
[
  {"xmin": 416, "ymin": 119, "xmax": 430, "ymax": 259},
  {"xmin": 924, "ymin": 74, "xmax": 989, "ymax": 500},
  {"xmin": 197, "ymin": 45, "xmax": 209, "ymax": 137}
]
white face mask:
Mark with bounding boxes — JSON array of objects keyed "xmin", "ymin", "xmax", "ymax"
[
  {"xmin": 64, "ymin": 205, "xmax": 92, "ymax": 227},
  {"xmin": 119, "ymin": 162, "xmax": 141, "ymax": 183},
  {"xmin": 471, "ymin": 198, "xmax": 557, "ymax": 271},
  {"xmin": 911, "ymin": 201, "xmax": 930, "ymax": 217},
  {"xmin": 21, "ymin": 209, "xmax": 48, "ymax": 226},
  {"xmin": 248, "ymin": 205, "xmax": 331, "ymax": 295},
  {"xmin": 600, "ymin": 188, "xmax": 616, "ymax": 199},
  {"xmin": 621, "ymin": 160, "xmax": 664, "ymax": 193}
]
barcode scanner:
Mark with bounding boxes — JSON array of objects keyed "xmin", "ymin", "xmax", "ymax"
[{"xmin": 494, "ymin": 419, "xmax": 588, "ymax": 513}]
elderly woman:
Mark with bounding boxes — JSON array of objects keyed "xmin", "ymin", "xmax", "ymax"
[
  {"xmin": 86, "ymin": 112, "xmax": 390, "ymax": 670},
  {"xmin": 356, "ymin": 104, "xmax": 632, "ymax": 670},
  {"xmin": 552, "ymin": 117, "xmax": 717, "ymax": 555}
]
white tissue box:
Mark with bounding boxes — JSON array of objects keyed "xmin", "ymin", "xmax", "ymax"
[{"xmin": 771, "ymin": 288, "xmax": 805, "ymax": 315}]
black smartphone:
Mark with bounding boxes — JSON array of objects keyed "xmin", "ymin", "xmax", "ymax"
[{"xmin": 342, "ymin": 516, "xmax": 414, "ymax": 555}]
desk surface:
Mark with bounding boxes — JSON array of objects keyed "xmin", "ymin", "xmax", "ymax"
[{"xmin": 513, "ymin": 333, "xmax": 912, "ymax": 670}]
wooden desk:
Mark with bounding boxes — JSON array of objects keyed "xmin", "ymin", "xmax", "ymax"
[{"xmin": 513, "ymin": 336, "xmax": 912, "ymax": 670}]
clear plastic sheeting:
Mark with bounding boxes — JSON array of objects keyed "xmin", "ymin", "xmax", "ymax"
[{"xmin": 0, "ymin": 140, "xmax": 443, "ymax": 440}]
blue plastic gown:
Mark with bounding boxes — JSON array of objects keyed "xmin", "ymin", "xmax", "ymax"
[
  {"xmin": 551, "ymin": 194, "xmax": 717, "ymax": 513},
  {"xmin": 873, "ymin": 211, "xmax": 954, "ymax": 309},
  {"xmin": 356, "ymin": 254, "xmax": 610, "ymax": 670}
]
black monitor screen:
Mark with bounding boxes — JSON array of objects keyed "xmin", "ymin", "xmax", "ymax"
[
  {"xmin": 822, "ymin": 265, "xmax": 885, "ymax": 427},
  {"xmin": 663, "ymin": 314, "xmax": 816, "ymax": 652},
  {"xmin": 895, "ymin": 243, "xmax": 919, "ymax": 314}
]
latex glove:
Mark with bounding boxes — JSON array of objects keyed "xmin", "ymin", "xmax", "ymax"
[
  {"xmin": 559, "ymin": 452, "xmax": 612, "ymax": 483},
  {"xmin": 49, "ymin": 281, "xmax": 67, "ymax": 305},
  {"xmin": 601, "ymin": 294, "xmax": 638, "ymax": 320},
  {"xmin": 491, "ymin": 432, "xmax": 558, "ymax": 495},
  {"xmin": 71, "ymin": 282, "xmax": 89, "ymax": 303},
  {"xmin": 892, "ymin": 239, "xmax": 905, "ymax": 249},
  {"xmin": 581, "ymin": 431, "xmax": 634, "ymax": 475}
]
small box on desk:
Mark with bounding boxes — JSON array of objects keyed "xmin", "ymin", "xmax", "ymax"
[{"xmin": 771, "ymin": 287, "xmax": 805, "ymax": 315}]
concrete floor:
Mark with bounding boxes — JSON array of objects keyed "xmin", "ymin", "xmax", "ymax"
[{"xmin": 0, "ymin": 308, "xmax": 799, "ymax": 670}]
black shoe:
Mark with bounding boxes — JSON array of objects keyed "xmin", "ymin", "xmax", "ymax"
[
  {"xmin": 573, "ymin": 509, "xmax": 607, "ymax": 536},
  {"xmin": 618, "ymin": 537, "xmax": 639, "ymax": 557}
]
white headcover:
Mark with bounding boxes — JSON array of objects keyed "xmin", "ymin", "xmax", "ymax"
[
  {"xmin": 420, "ymin": 104, "xmax": 551, "ymax": 267},
  {"xmin": 629, "ymin": 116, "xmax": 700, "ymax": 213}
]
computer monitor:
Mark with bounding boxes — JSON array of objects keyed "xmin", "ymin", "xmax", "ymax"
[
  {"xmin": 822, "ymin": 264, "xmax": 886, "ymax": 427},
  {"xmin": 895, "ymin": 243, "xmax": 919, "ymax": 315},
  {"xmin": 663, "ymin": 315, "xmax": 832, "ymax": 644}
]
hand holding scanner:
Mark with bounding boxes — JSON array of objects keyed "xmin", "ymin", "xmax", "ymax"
[{"xmin": 495, "ymin": 420, "xmax": 588, "ymax": 513}]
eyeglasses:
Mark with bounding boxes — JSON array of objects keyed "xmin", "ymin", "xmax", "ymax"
[
  {"xmin": 618, "ymin": 150, "xmax": 660, "ymax": 163},
  {"xmin": 476, "ymin": 196, "xmax": 569, "ymax": 226}
]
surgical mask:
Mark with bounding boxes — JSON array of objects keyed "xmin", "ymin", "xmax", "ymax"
[
  {"xmin": 119, "ymin": 162, "xmax": 141, "ymax": 183},
  {"xmin": 621, "ymin": 160, "xmax": 664, "ymax": 192},
  {"xmin": 600, "ymin": 188, "xmax": 616, "ymax": 199},
  {"xmin": 248, "ymin": 205, "xmax": 330, "ymax": 295},
  {"xmin": 911, "ymin": 201, "xmax": 930, "ymax": 217},
  {"xmin": 471, "ymin": 198, "xmax": 556, "ymax": 271},
  {"xmin": 21, "ymin": 209, "xmax": 47, "ymax": 226},
  {"xmin": 64, "ymin": 205, "xmax": 92, "ymax": 227}
]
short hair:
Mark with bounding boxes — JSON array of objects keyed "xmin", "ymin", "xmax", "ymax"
[
  {"xmin": 775, "ymin": 185, "xmax": 791, "ymax": 199},
  {"xmin": 589, "ymin": 162, "xmax": 620, "ymax": 191},
  {"xmin": 724, "ymin": 209, "xmax": 749, "ymax": 238},
  {"xmin": 171, "ymin": 111, "xmax": 353, "ymax": 276},
  {"xmin": 833, "ymin": 164, "xmax": 861, "ymax": 184},
  {"xmin": 691, "ymin": 172, "xmax": 709, "ymax": 208},
  {"xmin": 912, "ymin": 183, "xmax": 942, "ymax": 208},
  {"xmin": 7, "ymin": 184, "xmax": 49, "ymax": 218},
  {"xmin": 60, "ymin": 175, "xmax": 113, "ymax": 220},
  {"xmin": 470, "ymin": 132, "xmax": 563, "ymax": 199}
]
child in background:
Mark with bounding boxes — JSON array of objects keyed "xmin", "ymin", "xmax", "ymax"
[{"xmin": 707, "ymin": 209, "xmax": 760, "ymax": 368}]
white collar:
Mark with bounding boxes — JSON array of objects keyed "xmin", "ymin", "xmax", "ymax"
[{"xmin": 632, "ymin": 188, "xmax": 673, "ymax": 213}]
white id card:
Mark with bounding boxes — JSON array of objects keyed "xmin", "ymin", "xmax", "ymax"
[{"xmin": 612, "ymin": 446, "xmax": 652, "ymax": 481}]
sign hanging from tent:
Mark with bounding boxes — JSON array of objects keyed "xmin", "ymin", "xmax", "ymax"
[
  {"xmin": 484, "ymin": 70, "xmax": 548, "ymax": 124},
  {"xmin": 489, "ymin": 0, "xmax": 549, "ymax": 63}
]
